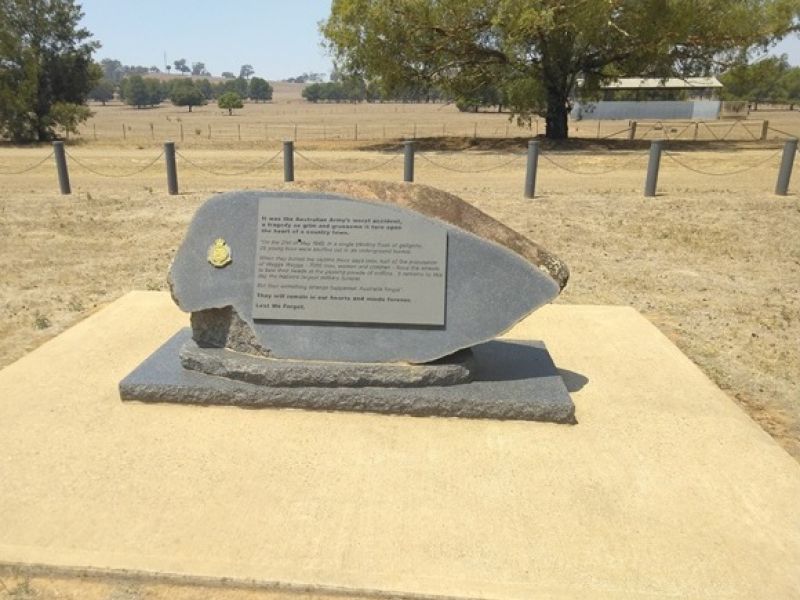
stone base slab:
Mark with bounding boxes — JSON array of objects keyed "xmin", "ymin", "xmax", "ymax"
[
  {"xmin": 1, "ymin": 292, "xmax": 799, "ymax": 599},
  {"xmin": 178, "ymin": 338, "xmax": 476, "ymax": 388},
  {"xmin": 120, "ymin": 330, "xmax": 575, "ymax": 423}
]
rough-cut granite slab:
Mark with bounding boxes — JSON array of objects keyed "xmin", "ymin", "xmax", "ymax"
[
  {"xmin": 287, "ymin": 180, "xmax": 569, "ymax": 290},
  {"xmin": 169, "ymin": 190, "xmax": 562, "ymax": 364},
  {"xmin": 179, "ymin": 339, "xmax": 475, "ymax": 388},
  {"xmin": 120, "ymin": 329, "xmax": 576, "ymax": 424}
]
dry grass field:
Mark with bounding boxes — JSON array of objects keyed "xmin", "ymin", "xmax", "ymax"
[
  {"xmin": 1, "ymin": 90, "xmax": 799, "ymax": 598},
  {"xmin": 68, "ymin": 81, "xmax": 789, "ymax": 145}
]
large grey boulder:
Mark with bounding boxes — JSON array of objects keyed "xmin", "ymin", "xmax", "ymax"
[{"xmin": 168, "ymin": 185, "xmax": 567, "ymax": 364}]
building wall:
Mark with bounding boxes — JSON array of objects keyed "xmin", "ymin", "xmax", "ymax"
[{"xmin": 572, "ymin": 100, "xmax": 721, "ymax": 120}]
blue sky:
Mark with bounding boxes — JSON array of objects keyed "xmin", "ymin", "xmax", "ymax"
[
  {"xmin": 79, "ymin": 0, "xmax": 335, "ymax": 80},
  {"xmin": 79, "ymin": 1, "xmax": 800, "ymax": 81}
]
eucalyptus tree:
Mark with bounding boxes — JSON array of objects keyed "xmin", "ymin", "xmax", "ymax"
[
  {"xmin": 323, "ymin": 0, "xmax": 799, "ymax": 139},
  {"xmin": 0, "ymin": 0, "xmax": 99, "ymax": 141}
]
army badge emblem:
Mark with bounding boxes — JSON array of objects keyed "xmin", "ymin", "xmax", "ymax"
[{"xmin": 207, "ymin": 238, "xmax": 232, "ymax": 268}]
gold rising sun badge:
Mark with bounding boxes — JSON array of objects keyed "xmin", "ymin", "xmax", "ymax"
[{"xmin": 207, "ymin": 238, "xmax": 232, "ymax": 268}]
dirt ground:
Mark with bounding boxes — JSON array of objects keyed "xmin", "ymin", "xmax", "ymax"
[{"xmin": 1, "ymin": 105, "xmax": 799, "ymax": 599}]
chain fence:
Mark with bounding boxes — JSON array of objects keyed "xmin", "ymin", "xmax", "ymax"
[
  {"xmin": 175, "ymin": 149, "xmax": 282, "ymax": 176},
  {"xmin": 0, "ymin": 151, "xmax": 54, "ymax": 175},
  {"xmin": 663, "ymin": 149, "xmax": 783, "ymax": 176},
  {"xmin": 66, "ymin": 149, "xmax": 165, "ymax": 177},
  {"xmin": 416, "ymin": 152, "xmax": 525, "ymax": 173},
  {"xmin": 539, "ymin": 153, "xmax": 631, "ymax": 176},
  {"xmin": 294, "ymin": 150, "xmax": 401, "ymax": 174},
  {"xmin": 1, "ymin": 138, "xmax": 797, "ymax": 198}
]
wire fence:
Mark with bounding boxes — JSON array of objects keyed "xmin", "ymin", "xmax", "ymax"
[
  {"xmin": 65, "ymin": 116, "xmax": 800, "ymax": 145},
  {"xmin": 1, "ymin": 137, "xmax": 797, "ymax": 198}
]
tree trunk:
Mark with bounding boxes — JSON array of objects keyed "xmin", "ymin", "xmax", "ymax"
[
  {"xmin": 189, "ymin": 105, "xmax": 193, "ymax": 112},
  {"xmin": 539, "ymin": 31, "xmax": 574, "ymax": 140},
  {"xmin": 545, "ymin": 88, "xmax": 569, "ymax": 140},
  {"xmin": 544, "ymin": 92, "xmax": 569, "ymax": 140},
  {"xmin": 228, "ymin": 108, "xmax": 232, "ymax": 116}
]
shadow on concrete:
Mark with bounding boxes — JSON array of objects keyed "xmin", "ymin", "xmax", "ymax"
[
  {"xmin": 558, "ymin": 368, "xmax": 589, "ymax": 393},
  {"xmin": 473, "ymin": 340, "xmax": 558, "ymax": 383}
]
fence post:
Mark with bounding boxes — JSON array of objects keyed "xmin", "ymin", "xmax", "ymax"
[
  {"xmin": 179, "ymin": 123, "xmax": 184, "ymax": 143},
  {"xmin": 775, "ymin": 138, "xmax": 797, "ymax": 195},
  {"xmin": 693, "ymin": 122, "xmax": 699, "ymax": 141},
  {"xmin": 150, "ymin": 122, "xmax": 154, "ymax": 140},
  {"xmin": 283, "ymin": 140, "xmax": 294, "ymax": 182},
  {"xmin": 644, "ymin": 140, "xmax": 663, "ymax": 197},
  {"xmin": 524, "ymin": 140, "xmax": 539, "ymax": 199},
  {"xmin": 354, "ymin": 123, "xmax": 358, "ymax": 141},
  {"xmin": 52, "ymin": 141, "xmax": 71, "ymax": 195},
  {"xmin": 403, "ymin": 140, "xmax": 415, "ymax": 183},
  {"xmin": 628, "ymin": 121, "xmax": 637, "ymax": 141},
  {"xmin": 164, "ymin": 141, "xmax": 178, "ymax": 195},
  {"xmin": 761, "ymin": 120, "xmax": 770, "ymax": 141},
  {"xmin": 237, "ymin": 123, "xmax": 241, "ymax": 141},
  {"xmin": 122, "ymin": 123, "xmax": 126, "ymax": 140}
]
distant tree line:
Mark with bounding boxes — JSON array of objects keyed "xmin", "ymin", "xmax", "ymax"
[
  {"xmin": 284, "ymin": 72, "xmax": 326, "ymax": 83},
  {"xmin": 302, "ymin": 77, "xmax": 447, "ymax": 104},
  {"xmin": 719, "ymin": 55, "xmax": 800, "ymax": 107},
  {"xmin": 106, "ymin": 75, "xmax": 272, "ymax": 112},
  {"xmin": 98, "ymin": 58, "xmax": 160, "ymax": 82},
  {"xmin": 98, "ymin": 57, "xmax": 258, "ymax": 81}
]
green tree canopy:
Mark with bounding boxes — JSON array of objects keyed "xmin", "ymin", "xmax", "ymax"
[
  {"xmin": 196, "ymin": 78, "xmax": 214, "ymax": 100},
  {"xmin": 323, "ymin": 0, "xmax": 800, "ymax": 139},
  {"xmin": 191, "ymin": 61, "xmax": 209, "ymax": 76},
  {"xmin": 88, "ymin": 78, "xmax": 115, "ymax": 104},
  {"xmin": 218, "ymin": 91, "xmax": 243, "ymax": 115},
  {"xmin": 49, "ymin": 101, "xmax": 92, "ymax": 139},
  {"xmin": 249, "ymin": 77, "xmax": 273, "ymax": 102},
  {"xmin": 169, "ymin": 78, "xmax": 205, "ymax": 111},
  {"xmin": 119, "ymin": 75, "xmax": 163, "ymax": 108},
  {"xmin": 720, "ymin": 54, "xmax": 799, "ymax": 104},
  {"xmin": 173, "ymin": 58, "xmax": 190, "ymax": 75},
  {"xmin": 0, "ymin": 0, "xmax": 100, "ymax": 142},
  {"xmin": 100, "ymin": 58, "xmax": 124, "ymax": 82}
]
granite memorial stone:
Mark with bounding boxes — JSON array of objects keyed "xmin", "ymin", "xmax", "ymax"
[
  {"xmin": 121, "ymin": 183, "xmax": 575, "ymax": 423},
  {"xmin": 168, "ymin": 190, "xmax": 561, "ymax": 363}
]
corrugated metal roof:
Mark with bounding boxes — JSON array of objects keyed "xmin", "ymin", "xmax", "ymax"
[{"xmin": 601, "ymin": 77, "xmax": 723, "ymax": 89}]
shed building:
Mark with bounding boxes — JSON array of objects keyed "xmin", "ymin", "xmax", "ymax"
[{"xmin": 572, "ymin": 77, "xmax": 723, "ymax": 121}]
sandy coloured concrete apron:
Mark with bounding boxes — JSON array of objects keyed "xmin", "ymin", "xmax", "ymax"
[{"xmin": 0, "ymin": 291, "xmax": 798, "ymax": 599}]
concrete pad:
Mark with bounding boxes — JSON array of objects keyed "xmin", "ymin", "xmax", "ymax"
[{"xmin": 1, "ymin": 291, "xmax": 798, "ymax": 599}]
